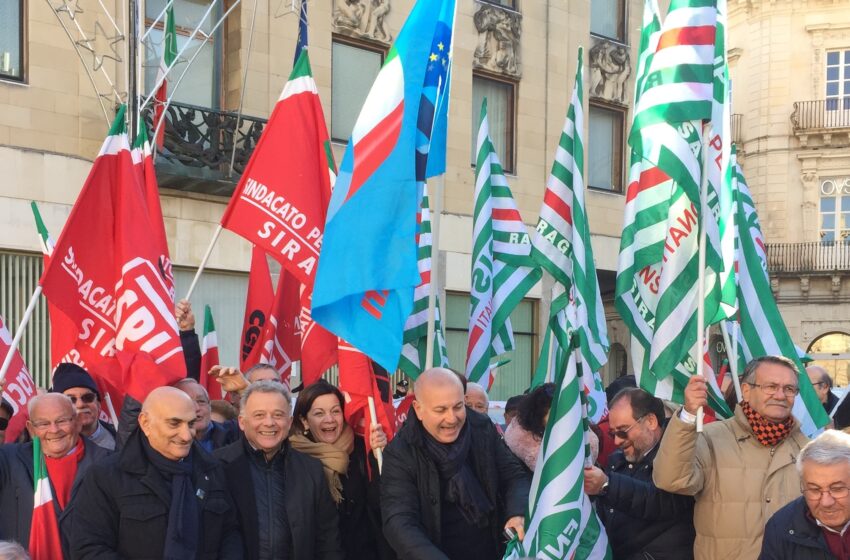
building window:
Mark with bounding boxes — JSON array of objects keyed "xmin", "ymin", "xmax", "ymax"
[
  {"xmin": 144, "ymin": 0, "xmax": 222, "ymax": 109},
  {"xmin": 0, "ymin": 0, "xmax": 25, "ymax": 82},
  {"xmin": 444, "ymin": 292, "xmax": 536, "ymax": 401},
  {"xmin": 826, "ymin": 50, "xmax": 850, "ymax": 111},
  {"xmin": 472, "ymin": 73, "xmax": 516, "ymax": 173},
  {"xmin": 819, "ymin": 177, "xmax": 850, "ymax": 244},
  {"xmin": 588, "ymin": 103, "xmax": 625, "ymax": 192},
  {"xmin": 591, "ymin": 0, "xmax": 626, "ymax": 42},
  {"xmin": 478, "ymin": 0, "xmax": 517, "ymax": 9},
  {"xmin": 808, "ymin": 332, "xmax": 850, "ymax": 387},
  {"xmin": 331, "ymin": 38, "xmax": 384, "ymax": 142}
]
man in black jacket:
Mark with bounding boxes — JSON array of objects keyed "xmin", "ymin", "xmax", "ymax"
[
  {"xmin": 584, "ymin": 387, "xmax": 695, "ymax": 560},
  {"xmin": 760, "ymin": 430, "xmax": 850, "ymax": 560},
  {"xmin": 175, "ymin": 378, "xmax": 238, "ymax": 452},
  {"xmin": 70, "ymin": 387, "xmax": 242, "ymax": 559},
  {"xmin": 0, "ymin": 393, "xmax": 110, "ymax": 556},
  {"xmin": 381, "ymin": 368, "xmax": 530, "ymax": 560},
  {"xmin": 214, "ymin": 380, "xmax": 342, "ymax": 560}
]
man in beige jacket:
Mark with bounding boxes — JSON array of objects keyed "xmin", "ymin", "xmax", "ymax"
[{"xmin": 653, "ymin": 355, "xmax": 810, "ymax": 560}]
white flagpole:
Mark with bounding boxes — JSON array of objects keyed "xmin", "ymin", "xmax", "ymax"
[
  {"xmin": 424, "ymin": 176, "xmax": 444, "ymax": 369},
  {"xmin": 696, "ymin": 124, "xmax": 711, "ymax": 432},
  {"xmin": 184, "ymin": 225, "xmax": 223, "ymax": 301},
  {"xmin": 104, "ymin": 392, "xmax": 120, "ymax": 428},
  {"xmin": 720, "ymin": 322, "xmax": 742, "ymax": 403},
  {"xmin": 0, "ymin": 287, "xmax": 42, "ymax": 383}
]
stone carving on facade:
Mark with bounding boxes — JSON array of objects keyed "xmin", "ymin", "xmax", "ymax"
[
  {"xmin": 473, "ymin": 3, "xmax": 522, "ymax": 78},
  {"xmin": 801, "ymin": 170, "xmax": 819, "ymax": 238},
  {"xmin": 771, "ymin": 277, "xmax": 780, "ymax": 295},
  {"xmin": 589, "ymin": 38, "xmax": 632, "ymax": 104},
  {"xmin": 800, "ymin": 276, "xmax": 810, "ymax": 298},
  {"xmin": 333, "ymin": 0, "xmax": 392, "ymax": 44},
  {"xmin": 833, "ymin": 274, "xmax": 842, "ymax": 296}
]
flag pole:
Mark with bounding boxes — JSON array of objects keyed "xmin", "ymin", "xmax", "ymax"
[
  {"xmin": 545, "ymin": 327, "xmax": 556, "ymax": 384},
  {"xmin": 696, "ymin": 124, "xmax": 711, "ymax": 432},
  {"xmin": 104, "ymin": 392, "xmax": 120, "ymax": 429},
  {"xmin": 0, "ymin": 287, "xmax": 42, "ymax": 383},
  {"xmin": 720, "ymin": 322, "xmax": 742, "ymax": 402},
  {"xmin": 367, "ymin": 396, "xmax": 383, "ymax": 473},
  {"xmin": 184, "ymin": 225, "xmax": 223, "ymax": 301},
  {"xmin": 425, "ymin": 176, "xmax": 444, "ymax": 369}
]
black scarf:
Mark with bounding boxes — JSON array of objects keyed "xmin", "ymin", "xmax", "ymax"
[
  {"xmin": 421, "ymin": 421, "xmax": 493, "ymax": 527},
  {"xmin": 141, "ymin": 436, "xmax": 200, "ymax": 560}
]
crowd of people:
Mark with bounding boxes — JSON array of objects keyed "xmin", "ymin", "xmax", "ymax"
[{"xmin": 1, "ymin": 303, "xmax": 850, "ymax": 560}]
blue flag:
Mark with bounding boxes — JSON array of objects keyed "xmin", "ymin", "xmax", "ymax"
[{"xmin": 311, "ymin": 0, "xmax": 456, "ymax": 372}]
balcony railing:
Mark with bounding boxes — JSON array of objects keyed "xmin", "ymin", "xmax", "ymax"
[
  {"xmin": 766, "ymin": 241, "xmax": 850, "ymax": 274},
  {"xmin": 731, "ymin": 113, "xmax": 743, "ymax": 145},
  {"xmin": 791, "ymin": 99, "xmax": 850, "ymax": 131},
  {"xmin": 143, "ymin": 102, "xmax": 268, "ymax": 196}
]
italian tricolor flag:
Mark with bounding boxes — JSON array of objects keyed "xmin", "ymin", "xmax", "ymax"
[
  {"xmin": 29, "ymin": 438, "xmax": 62, "ymax": 560},
  {"xmin": 154, "ymin": 3, "xmax": 177, "ymax": 148},
  {"xmin": 200, "ymin": 305, "xmax": 222, "ymax": 400}
]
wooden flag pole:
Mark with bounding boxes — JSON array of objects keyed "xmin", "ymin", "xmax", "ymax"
[
  {"xmin": 0, "ymin": 287, "xmax": 42, "ymax": 383},
  {"xmin": 696, "ymin": 124, "xmax": 711, "ymax": 432},
  {"xmin": 424, "ymin": 176, "xmax": 444, "ymax": 370},
  {"xmin": 367, "ymin": 396, "xmax": 383, "ymax": 474},
  {"xmin": 184, "ymin": 225, "xmax": 223, "ymax": 301}
]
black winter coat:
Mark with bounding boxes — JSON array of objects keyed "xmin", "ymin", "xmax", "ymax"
[
  {"xmin": 69, "ymin": 429, "xmax": 242, "ymax": 559},
  {"xmin": 214, "ymin": 437, "xmax": 344, "ymax": 560},
  {"xmin": 0, "ymin": 438, "xmax": 110, "ymax": 556},
  {"xmin": 759, "ymin": 497, "xmax": 836, "ymax": 560},
  {"xmin": 597, "ymin": 444, "xmax": 695, "ymax": 560},
  {"xmin": 380, "ymin": 408, "xmax": 531, "ymax": 560}
]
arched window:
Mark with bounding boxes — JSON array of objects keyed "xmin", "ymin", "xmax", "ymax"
[
  {"xmin": 602, "ymin": 343, "xmax": 628, "ymax": 387},
  {"xmin": 808, "ymin": 332, "xmax": 850, "ymax": 387}
]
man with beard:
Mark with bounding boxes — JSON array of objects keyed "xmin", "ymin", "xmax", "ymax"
[
  {"xmin": 653, "ymin": 356, "xmax": 809, "ymax": 560},
  {"xmin": 51, "ymin": 363, "xmax": 116, "ymax": 451},
  {"xmin": 584, "ymin": 388, "xmax": 695, "ymax": 559}
]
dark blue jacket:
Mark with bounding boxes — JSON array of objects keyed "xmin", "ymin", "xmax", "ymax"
[{"xmin": 759, "ymin": 496, "xmax": 836, "ymax": 560}]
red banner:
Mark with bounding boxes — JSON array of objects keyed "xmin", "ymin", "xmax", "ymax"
[
  {"xmin": 259, "ymin": 269, "xmax": 301, "ymax": 386},
  {"xmin": 0, "ymin": 316, "xmax": 38, "ymax": 443},
  {"xmin": 299, "ymin": 285, "xmax": 338, "ymax": 386},
  {"xmin": 240, "ymin": 245, "xmax": 274, "ymax": 371}
]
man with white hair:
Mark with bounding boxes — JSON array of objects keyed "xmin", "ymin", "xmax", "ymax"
[
  {"xmin": 464, "ymin": 382, "xmax": 489, "ymax": 415},
  {"xmin": 761, "ymin": 430, "xmax": 850, "ymax": 559}
]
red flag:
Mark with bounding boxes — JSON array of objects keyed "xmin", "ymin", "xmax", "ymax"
[
  {"xmin": 259, "ymin": 269, "xmax": 302, "ymax": 386},
  {"xmin": 240, "ymin": 245, "xmax": 274, "ymax": 371},
  {"xmin": 299, "ymin": 285, "xmax": 338, "ymax": 385},
  {"xmin": 200, "ymin": 305, "xmax": 222, "ymax": 400},
  {"xmin": 0, "ymin": 316, "xmax": 37, "ymax": 443},
  {"xmin": 29, "ymin": 438, "xmax": 63, "ymax": 560},
  {"xmin": 394, "ymin": 394, "xmax": 415, "ymax": 427},
  {"xmin": 39, "ymin": 106, "xmax": 185, "ymax": 402},
  {"xmin": 337, "ymin": 340, "xmax": 396, "ymax": 456}
]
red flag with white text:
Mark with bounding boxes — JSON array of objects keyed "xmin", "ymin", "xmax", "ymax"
[
  {"xmin": 299, "ymin": 285, "xmax": 338, "ymax": 386},
  {"xmin": 259, "ymin": 269, "xmax": 302, "ymax": 387},
  {"xmin": 39, "ymin": 106, "xmax": 185, "ymax": 402},
  {"xmin": 0, "ymin": 316, "xmax": 37, "ymax": 443},
  {"xmin": 240, "ymin": 245, "xmax": 274, "ymax": 372}
]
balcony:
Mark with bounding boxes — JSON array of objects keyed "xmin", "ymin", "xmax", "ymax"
[
  {"xmin": 731, "ymin": 113, "xmax": 743, "ymax": 146},
  {"xmin": 790, "ymin": 99, "xmax": 850, "ymax": 148},
  {"xmin": 766, "ymin": 241, "xmax": 850, "ymax": 275},
  {"xmin": 143, "ymin": 102, "xmax": 268, "ymax": 196}
]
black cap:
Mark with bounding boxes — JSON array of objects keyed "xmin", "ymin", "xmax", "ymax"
[
  {"xmin": 397, "ymin": 379, "xmax": 410, "ymax": 387},
  {"xmin": 51, "ymin": 363, "xmax": 99, "ymax": 395}
]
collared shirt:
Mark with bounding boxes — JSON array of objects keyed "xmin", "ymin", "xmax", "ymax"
[
  {"xmin": 88, "ymin": 421, "xmax": 116, "ymax": 451},
  {"xmin": 809, "ymin": 508, "xmax": 850, "ymax": 559}
]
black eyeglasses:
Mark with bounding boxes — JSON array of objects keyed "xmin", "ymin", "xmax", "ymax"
[
  {"xmin": 68, "ymin": 393, "xmax": 97, "ymax": 405},
  {"xmin": 608, "ymin": 414, "xmax": 648, "ymax": 440}
]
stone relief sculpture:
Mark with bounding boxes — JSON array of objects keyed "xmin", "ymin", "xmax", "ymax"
[
  {"xmin": 589, "ymin": 39, "xmax": 632, "ymax": 104},
  {"xmin": 333, "ymin": 0, "xmax": 393, "ymax": 44},
  {"xmin": 473, "ymin": 4, "xmax": 522, "ymax": 78}
]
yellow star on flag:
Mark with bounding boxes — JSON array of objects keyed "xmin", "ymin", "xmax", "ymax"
[
  {"xmin": 429, "ymin": 53, "xmax": 438, "ymax": 62},
  {"xmin": 437, "ymin": 42, "xmax": 444, "ymax": 51}
]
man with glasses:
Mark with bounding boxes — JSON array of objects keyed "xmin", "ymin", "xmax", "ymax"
[
  {"xmin": 584, "ymin": 388, "xmax": 695, "ymax": 559},
  {"xmin": 174, "ymin": 378, "xmax": 238, "ymax": 453},
  {"xmin": 0, "ymin": 393, "xmax": 110, "ymax": 555},
  {"xmin": 806, "ymin": 365, "xmax": 840, "ymax": 416},
  {"xmin": 51, "ymin": 363, "xmax": 116, "ymax": 450},
  {"xmin": 653, "ymin": 355, "xmax": 810, "ymax": 560},
  {"xmin": 761, "ymin": 430, "xmax": 850, "ymax": 559}
]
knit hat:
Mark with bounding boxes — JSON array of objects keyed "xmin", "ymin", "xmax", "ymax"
[{"xmin": 51, "ymin": 363, "xmax": 99, "ymax": 395}]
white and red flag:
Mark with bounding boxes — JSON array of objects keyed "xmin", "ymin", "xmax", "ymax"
[
  {"xmin": 239, "ymin": 245, "xmax": 274, "ymax": 372},
  {"xmin": 39, "ymin": 106, "xmax": 185, "ymax": 402},
  {"xmin": 0, "ymin": 316, "xmax": 37, "ymax": 443},
  {"xmin": 28, "ymin": 438, "xmax": 63, "ymax": 560},
  {"xmin": 259, "ymin": 269, "xmax": 301, "ymax": 386}
]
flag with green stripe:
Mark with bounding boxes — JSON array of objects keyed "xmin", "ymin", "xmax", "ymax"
[
  {"xmin": 399, "ymin": 183, "xmax": 450, "ymax": 378},
  {"xmin": 467, "ymin": 99, "xmax": 542, "ymax": 386}
]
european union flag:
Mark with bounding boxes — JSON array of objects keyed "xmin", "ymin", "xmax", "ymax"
[{"xmin": 311, "ymin": 0, "xmax": 456, "ymax": 372}]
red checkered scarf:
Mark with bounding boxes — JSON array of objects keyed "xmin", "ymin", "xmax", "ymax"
[{"xmin": 741, "ymin": 400, "xmax": 794, "ymax": 447}]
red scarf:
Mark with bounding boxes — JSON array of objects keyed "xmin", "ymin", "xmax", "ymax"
[
  {"xmin": 44, "ymin": 439, "xmax": 85, "ymax": 510},
  {"xmin": 741, "ymin": 401, "xmax": 794, "ymax": 447}
]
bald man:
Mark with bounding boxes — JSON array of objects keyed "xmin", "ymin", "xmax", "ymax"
[
  {"xmin": 71, "ymin": 387, "xmax": 242, "ymax": 559},
  {"xmin": 0, "ymin": 393, "xmax": 110, "ymax": 556},
  {"xmin": 380, "ymin": 368, "xmax": 530, "ymax": 560},
  {"xmin": 465, "ymin": 382, "xmax": 490, "ymax": 415}
]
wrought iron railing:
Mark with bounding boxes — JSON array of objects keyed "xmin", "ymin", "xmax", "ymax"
[
  {"xmin": 766, "ymin": 241, "xmax": 850, "ymax": 274},
  {"xmin": 791, "ymin": 99, "xmax": 850, "ymax": 131},
  {"xmin": 143, "ymin": 102, "xmax": 268, "ymax": 195},
  {"xmin": 731, "ymin": 113, "xmax": 742, "ymax": 145}
]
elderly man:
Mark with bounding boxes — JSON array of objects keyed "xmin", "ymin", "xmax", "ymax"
[
  {"xmin": 807, "ymin": 365, "xmax": 839, "ymax": 415},
  {"xmin": 71, "ymin": 387, "xmax": 241, "ymax": 559},
  {"xmin": 51, "ymin": 363, "xmax": 116, "ymax": 450},
  {"xmin": 381, "ymin": 368, "xmax": 530, "ymax": 560},
  {"xmin": 465, "ymin": 382, "xmax": 489, "ymax": 415},
  {"xmin": 215, "ymin": 380, "xmax": 342, "ymax": 559},
  {"xmin": 0, "ymin": 393, "xmax": 109, "ymax": 554},
  {"xmin": 174, "ymin": 378, "xmax": 238, "ymax": 452},
  {"xmin": 760, "ymin": 430, "xmax": 850, "ymax": 559},
  {"xmin": 653, "ymin": 356, "xmax": 810, "ymax": 560},
  {"xmin": 584, "ymin": 388, "xmax": 695, "ymax": 560}
]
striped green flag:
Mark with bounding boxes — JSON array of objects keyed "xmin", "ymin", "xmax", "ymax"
[
  {"xmin": 531, "ymin": 48, "xmax": 609, "ymax": 422},
  {"xmin": 399, "ymin": 183, "xmax": 450, "ymax": 378},
  {"xmin": 730, "ymin": 153, "xmax": 829, "ymax": 435},
  {"xmin": 467, "ymin": 99, "xmax": 542, "ymax": 386}
]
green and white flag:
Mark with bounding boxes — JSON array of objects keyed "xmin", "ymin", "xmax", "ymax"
[
  {"xmin": 531, "ymin": 48, "xmax": 609, "ymax": 422},
  {"xmin": 399, "ymin": 183, "xmax": 450, "ymax": 378},
  {"xmin": 730, "ymin": 154, "xmax": 829, "ymax": 436},
  {"xmin": 467, "ymin": 99, "xmax": 541, "ymax": 386}
]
